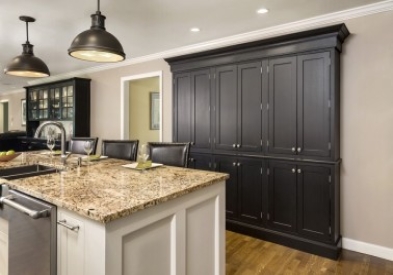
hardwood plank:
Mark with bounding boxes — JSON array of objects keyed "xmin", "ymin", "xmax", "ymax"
[{"xmin": 226, "ymin": 231, "xmax": 393, "ymax": 275}]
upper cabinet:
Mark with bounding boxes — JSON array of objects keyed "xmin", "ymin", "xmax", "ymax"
[
  {"xmin": 173, "ymin": 69, "xmax": 212, "ymax": 153},
  {"xmin": 167, "ymin": 24, "xmax": 348, "ymax": 161},
  {"xmin": 25, "ymin": 78, "xmax": 91, "ymax": 137},
  {"xmin": 267, "ymin": 52, "xmax": 333, "ymax": 159}
]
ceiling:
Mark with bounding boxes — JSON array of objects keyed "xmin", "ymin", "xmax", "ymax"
[{"xmin": 0, "ymin": 0, "xmax": 384, "ymax": 93}]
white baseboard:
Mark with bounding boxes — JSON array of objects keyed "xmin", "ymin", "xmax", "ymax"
[{"xmin": 342, "ymin": 237, "xmax": 393, "ymax": 261}]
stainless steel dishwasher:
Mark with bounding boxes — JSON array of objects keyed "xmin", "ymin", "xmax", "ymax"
[{"xmin": 0, "ymin": 184, "xmax": 56, "ymax": 275}]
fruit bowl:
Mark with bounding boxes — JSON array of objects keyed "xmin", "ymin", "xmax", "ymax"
[{"xmin": 0, "ymin": 153, "xmax": 21, "ymax": 162}]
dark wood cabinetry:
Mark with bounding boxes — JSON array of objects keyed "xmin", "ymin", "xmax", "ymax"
[
  {"xmin": 166, "ymin": 24, "xmax": 349, "ymax": 259},
  {"xmin": 174, "ymin": 70, "xmax": 212, "ymax": 153},
  {"xmin": 25, "ymin": 78, "xmax": 91, "ymax": 138}
]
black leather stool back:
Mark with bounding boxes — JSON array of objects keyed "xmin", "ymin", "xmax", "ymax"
[
  {"xmin": 101, "ymin": 140, "xmax": 139, "ymax": 161},
  {"xmin": 69, "ymin": 137, "xmax": 98, "ymax": 155},
  {"xmin": 147, "ymin": 142, "xmax": 190, "ymax": 167}
]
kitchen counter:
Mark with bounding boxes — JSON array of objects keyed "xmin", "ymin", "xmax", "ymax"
[
  {"xmin": 0, "ymin": 154, "xmax": 228, "ymax": 223},
  {"xmin": 0, "ymin": 153, "xmax": 228, "ymax": 275}
]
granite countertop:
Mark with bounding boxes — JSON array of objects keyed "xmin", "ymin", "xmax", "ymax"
[{"xmin": 0, "ymin": 153, "xmax": 228, "ymax": 223}]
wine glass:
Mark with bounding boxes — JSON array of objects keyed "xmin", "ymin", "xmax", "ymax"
[
  {"xmin": 84, "ymin": 141, "xmax": 93, "ymax": 157},
  {"xmin": 47, "ymin": 135, "xmax": 55, "ymax": 164},
  {"xmin": 137, "ymin": 144, "xmax": 149, "ymax": 164}
]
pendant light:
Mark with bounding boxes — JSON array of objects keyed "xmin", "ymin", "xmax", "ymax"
[
  {"xmin": 4, "ymin": 16, "xmax": 50, "ymax": 78},
  {"xmin": 68, "ymin": 0, "xmax": 125, "ymax": 62}
]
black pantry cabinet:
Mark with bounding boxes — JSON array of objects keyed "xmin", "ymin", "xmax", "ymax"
[{"xmin": 166, "ymin": 24, "xmax": 349, "ymax": 259}]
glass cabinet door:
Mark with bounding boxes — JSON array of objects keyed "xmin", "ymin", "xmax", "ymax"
[
  {"xmin": 61, "ymin": 85, "xmax": 74, "ymax": 120},
  {"xmin": 38, "ymin": 89, "xmax": 49, "ymax": 120},
  {"xmin": 28, "ymin": 90, "xmax": 39, "ymax": 120},
  {"xmin": 50, "ymin": 88, "xmax": 61, "ymax": 119},
  {"xmin": 28, "ymin": 88, "xmax": 48, "ymax": 120}
]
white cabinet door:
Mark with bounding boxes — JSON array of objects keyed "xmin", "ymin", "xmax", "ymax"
[
  {"xmin": 57, "ymin": 210, "xmax": 85, "ymax": 275},
  {"xmin": 0, "ymin": 217, "xmax": 8, "ymax": 275}
]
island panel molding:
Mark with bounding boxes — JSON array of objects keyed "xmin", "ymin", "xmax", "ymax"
[{"xmin": 166, "ymin": 23, "xmax": 349, "ymax": 259}]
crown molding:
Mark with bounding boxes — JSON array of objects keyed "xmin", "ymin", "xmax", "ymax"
[
  {"xmin": 0, "ymin": 88, "xmax": 25, "ymax": 96},
  {"xmin": 28, "ymin": 0, "xmax": 393, "ymax": 86}
]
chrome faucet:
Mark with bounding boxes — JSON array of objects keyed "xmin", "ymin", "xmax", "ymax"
[{"xmin": 34, "ymin": 121, "xmax": 68, "ymax": 165}]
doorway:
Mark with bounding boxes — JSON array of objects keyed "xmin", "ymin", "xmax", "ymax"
[
  {"xmin": 0, "ymin": 101, "xmax": 9, "ymax": 132},
  {"xmin": 121, "ymin": 71, "xmax": 162, "ymax": 145}
]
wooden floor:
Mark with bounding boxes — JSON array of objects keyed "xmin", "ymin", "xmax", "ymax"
[{"xmin": 226, "ymin": 231, "xmax": 393, "ymax": 275}]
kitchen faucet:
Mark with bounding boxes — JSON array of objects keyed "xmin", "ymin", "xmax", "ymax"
[{"xmin": 34, "ymin": 121, "xmax": 68, "ymax": 165}]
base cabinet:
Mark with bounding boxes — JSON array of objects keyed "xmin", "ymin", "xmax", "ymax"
[
  {"xmin": 57, "ymin": 182, "xmax": 225, "ymax": 275},
  {"xmin": 57, "ymin": 210, "xmax": 85, "ymax": 275}
]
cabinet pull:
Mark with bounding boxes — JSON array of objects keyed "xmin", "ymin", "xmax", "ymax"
[
  {"xmin": 57, "ymin": 219, "xmax": 80, "ymax": 232},
  {"xmin": 191, "ymin": 142, "xmax": 195, "ymax": 145},
  {"xmin": 237, "ymin": 144, "xmax": 241, "ymax": 148},
  {"xmin": 291, "ymin": 147, "xmax": 296, "ymax": 152},
  {"xmin": 297, "ymin": 147, "xmax": 302, "ymax": 152},
  {"xmin": 233, "ymin": 162, "xmax": 237, "ymax": 166},
  {"xmin": 232, "ymin": 144, "xmax": 236, "ymax": 148},
  {"xmin": 292, "ymin": 168, "xmax": 296, "ymax": 173},
  {"xmin": 297, "ymin": 169, "xmax": 302, "ymax": 174}
]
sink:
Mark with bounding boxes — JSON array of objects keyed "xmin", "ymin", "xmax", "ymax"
[{"xmin": 0, "ymin": 164, "xmax": 58, "ymax": 180}]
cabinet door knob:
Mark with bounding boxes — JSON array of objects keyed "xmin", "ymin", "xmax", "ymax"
[
  {"xmin": 233, "ymin": 162, "xmax": 237, "ymax": 166},
  {"xmin": 292, "ymin": 147, "xmax": 296, "ymax": 152},
  {"xmin": 191, "ymin": 142, "xmax": 195, "ymax": 145},
  {"xmin": 297, "ymin": 169, "xmax": 302, "ymax": 174},
  {"xmin": 189, "ymin": 158, "xmax": 194, "ymax": 162},
  {"xmin": 232, "ymin": 144, "xmax": 236, "ymax": 148},
  {"xmin": 237, "ymin": 163, "xmax": 241, "ymax": 167},
  {"xmin": 297, "ymin": 147, "xmax": 302, "ymax": 152},
  {"xmin": 237, "ymin": 144, "xmax": 241, "ymax": 148},
  {"xmin": 292, "ymin": 168, "xmax": 296, "ymax": 173}
]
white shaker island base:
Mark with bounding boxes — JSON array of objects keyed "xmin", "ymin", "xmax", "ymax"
[{"xmin": 57, "ymin": 181, "xmax": 226, "ymax": 275}]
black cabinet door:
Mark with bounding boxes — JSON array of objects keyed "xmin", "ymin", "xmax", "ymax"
[
  {"xmin": 297, "ymin": 165, "xmax": 332, "ymax": 241},
  {"xmin": 214, "ymin": 65, "xmax": 238, "ymax": 152},
  {"xmin": 267, "ymin": 161, "xmax": 297, "ymax": 233},
  {"xmin": 174, "ymin": 73, "xmax": 192, "ymax": 143},
  {"xmin": 191, "ymin": 69, "xmax": 212, "ymax": 152},
  {"xmin": 297, "ymin": 53, "xmax": 331, "ymax": 157},
  {"xmin": 188, "ymin": 154, "xmax": 212, "ymax": 171},
  {"xmin": 237, "ymin": 62, "xmax": 263, "ymax": 153},
  {"xmin": 237, "ymin": 158, "xmax": 263, "ymax": 224},
  {"xmin": 215, "ymin": 155, "xmax": 238, "ymax": 218},
  {"xmin": 267, "ymin": 57, "xmax": 297, "ymax": 155}
]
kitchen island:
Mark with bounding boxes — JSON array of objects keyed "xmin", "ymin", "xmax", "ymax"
[{"xmin": 0, "ymin": 155, "xmax": 228, "ymax": 275}]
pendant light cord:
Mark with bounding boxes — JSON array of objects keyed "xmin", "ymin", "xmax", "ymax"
[
  {"xmin": 97, "ymin": 0, "xmax": 100, "ymax": 12},
  {"xmin": 25, "ymin": 21, "xmax": 29, "ymax": 44}
]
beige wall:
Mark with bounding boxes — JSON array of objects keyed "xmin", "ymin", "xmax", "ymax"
[
  {"xmin": 129, "ymin": 77, "xmax": 160, "ymax": 145},
  {"xmin": 341, "ymin": 12, "xmax": 393, "ymax": 248},
  {"xmin": 0, "ymin": 91, "xmax": 25, "ymax": 131},
  {"xmin": 0, "ymin": 11, "xmax": 392, "ymax": 250}
]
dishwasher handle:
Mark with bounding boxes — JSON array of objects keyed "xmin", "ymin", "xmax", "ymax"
[{"xmin": 0, "ymin": 195, "xmax": 50, "ymax": 219}]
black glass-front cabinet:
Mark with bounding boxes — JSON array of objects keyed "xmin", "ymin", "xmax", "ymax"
[{"xmin": 25, "ymin": 78, "xmax": 91, "ymax": 137}]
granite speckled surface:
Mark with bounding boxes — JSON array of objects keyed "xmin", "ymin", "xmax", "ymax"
[{"xmin": 0, "ymin": 153, "xmax": 228, "ymax": 223}]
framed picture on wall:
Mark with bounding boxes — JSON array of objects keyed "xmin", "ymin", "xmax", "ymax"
[
  {"xmin": 21, "ymin": 99, "xmax": 26, "ymax": 126},
  {"xmin": 150, "ymin": 92, "xmax": 160, "ymax": 130}
]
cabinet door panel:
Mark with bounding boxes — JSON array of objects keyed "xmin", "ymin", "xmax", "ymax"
[
  {"xmin": 298, "ymin": 53, "xmax": 331, "ymax": 157},
  {"xmin": 188, "ymin": 154, "xmax": 212, "ymax": 171},
  {"xmin": 174, "ymin": 73, "xmax": 192, "ymax": 143},
  {"xmin": 238, "ymin": 158, "xmax": 263, "ymax": 224},
  {"xmin": 215, "ymin": 156, "xmax": 238, "ymax": 218},
  {"xmin": 192, "ymin": 69, "xmax": 211, "ymax": 151},
  {"xmin": 267, "ymin": 57, "xmax": 297, "ymax": 155},
  {"xmin": 268, "ymin": 161, "xmax": 297, "ymax": 232},
  {"xmin": 297, "ymin": 165, "xmax": 331, "ymax": 241},
  {"xmin": 238, "ymin": 62, "xmax": 262, "ymax": 153},
  {"xmin": 215, "ymin": 65, "xmax": 237, "ymax": 151}
]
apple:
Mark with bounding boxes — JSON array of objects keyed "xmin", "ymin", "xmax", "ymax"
[{"xmin": 6, "ymin": 150, "xmax": 15, "ymax": 155}]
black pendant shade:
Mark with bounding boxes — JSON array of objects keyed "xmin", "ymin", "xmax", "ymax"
[
  {"xmin": 4, "ymin": 16, "xmax": 50, "ymax": 78},
  {"xmin": 68, "ymin": 0, "xmax": 125, "ymax": 62}
]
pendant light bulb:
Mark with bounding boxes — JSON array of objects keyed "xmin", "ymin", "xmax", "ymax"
[
  {"xmin": 68, "ymin": 0, "xmax": 125, "ymax": 62},
  {"xmin": 4, "ymin": 16, "xmax": 50, "ymax": 78}
]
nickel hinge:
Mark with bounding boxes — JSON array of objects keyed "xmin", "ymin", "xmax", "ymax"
[
  {"xmin": 260, "ymin": 167, "xmax": 263, "ymax": 175},
  {"xmin": 267, "ymin": 168, "xmax": 270, "ymax": 176},
  {"xmin": 329, "ymin": 226, "xmax": 332, "ymax": 234},
  {"xmin": 328, "ymin": 142, "xmax": 332, "ymax": 150},
  {"xmin": 328, "ymin": 175, "xmax": 332, "ymax": 183},
  {"xmin": 267, "ymin": 66, "xmax": 269, "ymax": 73}
]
